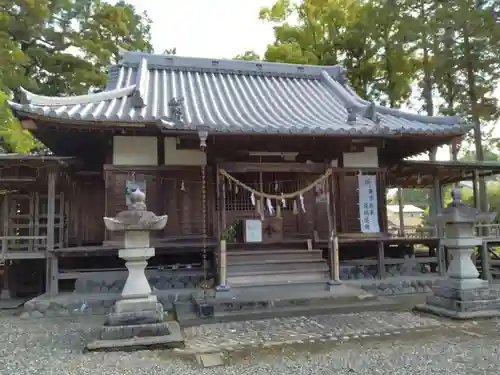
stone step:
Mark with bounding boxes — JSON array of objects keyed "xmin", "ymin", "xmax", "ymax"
[
  {"xmin": 227, "ymin": 280, "xmax": 332, "ymax": 295},
  {"xmin": 176, "ymin": 293, "xmax": 398, "ymax": 327},
  {"xmin": 228, "ymin": 270, "xmax": 329, "ymax": 287},
  {"xmin": 227, "ymin": 259, "xmax": 328, "ymax": 273},
  {"xmin": 227, "ymin": 249, "xmax": 324, "ymax": 262},
  {"xmin": 100, "ymin": 322, "xmax": 172, "ymax": 341}
]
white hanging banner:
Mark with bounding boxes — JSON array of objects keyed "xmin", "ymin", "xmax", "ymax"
[{"xmin": 358, "ymin": 174, "xmax": 380, "ymax": 233}]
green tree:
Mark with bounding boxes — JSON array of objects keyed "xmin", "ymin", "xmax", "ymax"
[
  {"xmin": 258, "ymin": 0, "xmax": 349, "ymax": 66},
  {"xmin": 234, "ymin": 51, "xmax": 261, "ymax": 61},
  {"xmin": 0, "ymin": 0, "xmax": 153, "ymax": 153},
  {"xmin": 433, "ymin": 0, "xmax": 500, "ymax": 211},
  {"xmin": 0, "ymin": 91, "xmax": 40, "ymax": 153},
  {"xmin": 0, "ymin": 0, "xmax": 153, "ymax": 97},
  {"xmin": 256, "ymin": 0, "xmax": 419, "ymax": 105},
  {"xmin": 368, "ymin": 0, "xmax": 420, "ymax": 107}
]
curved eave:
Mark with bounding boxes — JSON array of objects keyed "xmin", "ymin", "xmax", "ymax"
[
  {"xmin": 19, "ymin": 85, "xmax": 137, "ymax": 106},
  {"xmin": 343, "ymin": 82, "xmax": 463, "ymax": 126},
  {"xmin": 8, "ymin": 101, "xmax": 151, "ymax": 125},
  {"xmin": 7, "ymin": 100, "xmax": 471, "ymax": 137}
]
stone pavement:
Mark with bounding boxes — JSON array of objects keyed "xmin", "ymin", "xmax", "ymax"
[{"xmin": 181, "ymin": 311, "xmax": 445, "ymax": 354}]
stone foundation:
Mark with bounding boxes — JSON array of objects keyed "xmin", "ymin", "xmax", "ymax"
[
  {"xmin": 21, "ymin": 289, "xmax": 197, "ymax": 318},
  {"xmin": 360, "ymin": 278, "xmax": 437, "ymax": 296},
  {"xmin": 421, "ymin": 280, "xmax": 500, "ymax": 316},
  {"xmin": 340, "ymin": 256, "xmax": 436, "ymax": 281},
  {"xmin": 74, "ymin": 269, "xmax": 209, "ymax": 294}
]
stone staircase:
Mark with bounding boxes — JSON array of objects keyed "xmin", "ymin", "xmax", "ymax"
[
  {"xmin": 226, "ymin": 247, "xmax": 330, "ymax": 289},
  {"xmin": 174, "ymin": 244, "xmax": 400, "ymax": 326}
]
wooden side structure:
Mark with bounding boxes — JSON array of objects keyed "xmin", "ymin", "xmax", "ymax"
[{"xmin": 0, "ymin": 155, "xmax": 73, "ymax": 298}]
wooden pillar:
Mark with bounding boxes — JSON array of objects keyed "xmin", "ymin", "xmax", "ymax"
[
  {"xmin": 0, "ymin": 195, "xmax": 9, "ymax": 300},
  {"xmin": 0, "ymin": 260, "xmax": 9, "ymax": 300},
  {"xmin": 326, "ymin": 173, "xmax": 340, "ymax": 284},
  {"xmin": 433, "ymin": 178, "xmax": 447, "ymax": 276},
  {"xmin": 216, "ymin": 165, "xmax": 227, "ymax": 235},
  {"xmin": 377, "ymin": 241, "xmax": 386, "ymax": 279},
  {"xmin": 216, "ymin": 239, "xmax": 230, "ymax": 293},
  {"xmin": 215, "ymin": 166, "xmax": 230, "ymax": 292},
  {"xmin": 1, "ymin": 195, "xmax": 8, "ymax": 254},
  {"xmin": 473, "ymin": 170, "xmax": 480, "ymax": 209},
  {"xmin": 480, "ymin": 241, "xmax": 492, "ymax": 283},
  {"xmin": 46, "ymin": 168, "xmax": 58, "ymax": 296},
  {"xmin": 378, "ymin": 172, "xmax": 389, "ymax": 233},
  {"xmin": 397, "ymin": 188, "xmax": 405, "ymax": 237}
]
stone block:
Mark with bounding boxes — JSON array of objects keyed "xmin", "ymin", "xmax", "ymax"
[
  {"xmin": 196, "ymin": 353, "xmax": 225, "ymax": 368},
  {"xmin": 426, "ymin": 293, "xmax": 500, "ymax": 313},
  {"xmin": 100, "ymin": 322, "xmax": 171, "ymax": 341},
  {"xmin": 432, "ymin": 285, "xmax": 500, "ymax": 301},
  {"xmin": 86, "ymin": 321, "xmax": 184, "ymax": 352},
  {"xmin": 114, "ymin": 297, "xmax": 158, "ymax": 313},
  {"xmin": 105, "ymin": 306, "xmax": 164, "ymax": 326}
]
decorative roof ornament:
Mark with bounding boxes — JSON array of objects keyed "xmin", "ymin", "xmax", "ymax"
[
  {"xmin": 169, "ymin": 97, "xmax": 185, "ymax": 124},
  {"xmin": 363, "ymin": 103, "xmax": 381, "ymax": 124},
  {"xmin": 117, "ymin": 46, "xmax": 129, "ymax": 58},
  {"xmin": 130, "ymin": 57, "xmax": 148, "ymax": 108},
  {"xmin": 130, "ymin": 91, "xmax": 145, "ymax": 108},
  {"xmin": 346, "ymin": 107, "xmax": 357, "ymax": 123},
  {"xmin": 337, "ymin": 68, "xmax": 349, "ymax": 86}
]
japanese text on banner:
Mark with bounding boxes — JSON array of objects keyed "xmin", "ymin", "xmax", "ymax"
[{"xmin": 358, "ymin": 175, "xmax": 380, "ymax": 233}]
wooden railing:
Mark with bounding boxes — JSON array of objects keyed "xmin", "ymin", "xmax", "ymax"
[
  {"xmin": 0, "ymin": 236, "xmax": 48, "ymax": 259},
  {"xmin": 475, "ymin": 224, "xmax": 500, "ymax": 239},
  {"xmin": 388, "ymin": 225, "xmax": 436, "ymax": 239},
  {"xmin": 387, "ymin": 224, "xmax": 500, "ymax": 240}
]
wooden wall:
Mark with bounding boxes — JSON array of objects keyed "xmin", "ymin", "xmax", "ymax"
[
  {"xmin": 64, "ymin": 166, "xmax": 389, "ymax": 246},
  {"xmin": 66, "ymin": 175, "xmax": 105, "ymax": 245},
  {"xmin": 103, "ymin": 166, "xmax": 215, "ymax": 241}
]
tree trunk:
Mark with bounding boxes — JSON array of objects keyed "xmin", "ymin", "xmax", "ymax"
[
  {"xmin": 463, "ymin": 19, "xmax": 487, "ymax": 212},
  {"xmin": 421, "ymin": 0, "xmax": 437, "ymax": 214}
]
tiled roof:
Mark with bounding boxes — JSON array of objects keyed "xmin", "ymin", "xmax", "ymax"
[{"xmin": 8, "ymin": 51, "xmax": 470, "ymax": 136}]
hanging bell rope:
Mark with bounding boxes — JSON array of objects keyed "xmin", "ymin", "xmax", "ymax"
[{"xmin": 219, "ymin": 168, "xmax": 332, "ymax": 200}]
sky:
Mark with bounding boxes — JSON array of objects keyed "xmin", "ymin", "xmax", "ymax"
[
  {"xmin": 122, "ymin": 0, "xmax": 277, "ymax": 59},
  {"xmin": 112, "ymin": 0, "xmax": 500, "ymax": 161}
]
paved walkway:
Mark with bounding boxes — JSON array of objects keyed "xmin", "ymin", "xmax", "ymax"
[{"xmin": 182, "ymin": 312, "xmax": 445, "ymax": 353}]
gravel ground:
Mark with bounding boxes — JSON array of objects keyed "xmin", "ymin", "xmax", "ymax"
[{"xmin": 1, "ymin": 312, "xmax": 499, "ymax": 375}]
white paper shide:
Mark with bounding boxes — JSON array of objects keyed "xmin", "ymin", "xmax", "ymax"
[{"xmin": 358, "ymin": 175, "xmax": 380, "ymax": 233}]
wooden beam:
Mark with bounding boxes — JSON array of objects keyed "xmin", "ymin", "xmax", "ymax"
[
  {"xmin": 0, "ymin": 178, "xmax": 37, "ymax": 183},
  {"xmin": 218, "ymin": 162, "xmax": 326, "ymax": 173},
  {"xmin": 397, "ymin": 188, "xmax": 405, "ymax": 237},
  {"xmin": 377, "ymin": 241, "xmax": 386, "ymax": 279},
  {"xmin": 480, "ymin": 241, "xmax": 492, "ymax": 284}
]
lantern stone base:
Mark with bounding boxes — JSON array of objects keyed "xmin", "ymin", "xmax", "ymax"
[
  {"xmin": 86, "ymin": 300, "xmax": 185, "ymax": 351},
  {"xmin": 415, "ymin": 280, "xmax": 500, "ymax": 319}
]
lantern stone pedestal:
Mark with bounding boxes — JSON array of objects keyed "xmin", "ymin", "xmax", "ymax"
[
  {"xmin": 86, "ymin": 190, "xmax": 184, "ymax": 352},
  {"xmin": 416, "ymin": 189, "xmax": 500, "ymax": 319}
]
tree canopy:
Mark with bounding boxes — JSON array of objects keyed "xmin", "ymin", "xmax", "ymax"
[
  {"xmin": 0, "ymin": 0, "xmax": 154, "ymax": 153},
  {"xmin": 251, "ymin": 0, "xmax": 500, "ymax": 118}
]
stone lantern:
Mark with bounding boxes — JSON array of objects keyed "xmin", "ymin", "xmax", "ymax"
[
  {"xmin": 86, "ymin": 189, "xmax": 183, "ymax": 351},
  {"xmin": 417, "ymin": 188, "xmax": 500, "ymax": 318}
]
